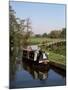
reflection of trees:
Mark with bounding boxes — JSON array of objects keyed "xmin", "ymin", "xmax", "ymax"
[
  {"xmin": 10, "ymin": 55, "xmax": 16, "ymax": 83},
  {"xmin": 22, "ymin": 61, "xmax": 49, "ymax": 80}
]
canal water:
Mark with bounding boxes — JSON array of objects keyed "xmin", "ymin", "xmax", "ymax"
[{"xmin": 10, "ymin": 59, "xmax": 66, "ymax": 89}]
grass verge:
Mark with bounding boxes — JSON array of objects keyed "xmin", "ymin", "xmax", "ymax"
[{"xmin": 48, "ymin": 52, "xmax": 66, "ymax": 65}]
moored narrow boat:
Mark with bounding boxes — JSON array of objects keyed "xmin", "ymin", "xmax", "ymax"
[{"xmin": 22, "ymin": 45, "xmax": 49, "ymax": 66}]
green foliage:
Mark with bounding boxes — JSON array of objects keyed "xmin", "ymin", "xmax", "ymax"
[
  {"xmin": 48, "ymin": 28, "xmax": 66, "ymax": 38},
  {"xmin": 10, "ymin": 6, "xmax": 32, "ymax": 54},
  {"xmin": 42, "ymin": 33, "xmax": 48, "ymax": 37},
  {"xmin": 35, "ymin": 28, "xmax": 66, "ymax": 38},
  {"xmin": 29, "ymin": 37, "xmax": 65, "ymax": 45},
  {"xmin": 60, "ymin": 28, "xmax": 66, "ymax": 38},
  {"xmin": 46, "ymin": 41, "xmax": 66, "ymax": 56},
  {"xmin": 52, "ymin": 45, "xmax": 66, "ymax": 55},
  {"xmin": 35, "ymin": 34, "xmax": 42, "ymax": 37},
  {"xmin": 48, "ymin": 30, "xmax": 61, "ymax": 38}
]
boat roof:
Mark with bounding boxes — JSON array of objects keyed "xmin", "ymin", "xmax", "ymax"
[{"xmin": 23, "ymin": 45, "xmax": 40, "ymax": 51}]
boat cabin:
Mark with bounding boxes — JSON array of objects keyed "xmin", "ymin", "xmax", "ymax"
[{"xmin": 22, "ymin": 45, "xmax": 49, "ymax": 64}]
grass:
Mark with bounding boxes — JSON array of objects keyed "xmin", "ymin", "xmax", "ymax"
[
  {"xmin": 28, "ymin": 37, "xmax": 65, "ymax": 45},
  {"xmin": 47, "ymin": 45, "xmax": 66, "ymax": 56},
  {"xmin": 48, "ymin": 51, "xmax": 66, "ymax": 65}
]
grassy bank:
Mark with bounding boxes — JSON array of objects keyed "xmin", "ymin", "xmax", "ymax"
[{"xmin": 48, "ymin": 52, "xmax": 66, "ymax": 65}]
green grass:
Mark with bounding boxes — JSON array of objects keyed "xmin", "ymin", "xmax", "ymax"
[
  {"xmin": 28, "ymin": 37, "xmax": 65, "ymax": 45},
  {"xmin": 52, "ymin": 45, "xmax": 66, "ymax": 55},
  {"xmin": 48, "ymin": 52, "xmax": 66, "ymax": 65}
]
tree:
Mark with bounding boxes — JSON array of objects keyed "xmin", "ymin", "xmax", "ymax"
[
  {"xmin": 9, "ymin": 6, "xmax": 18, "ymax": 56},
  {"xmin": 10, "ymin": 5, "xmax": 33, "ymax": 53},
  {"xmin": 35, "ymin": 34, "xmax": 41, "ymax": 37},
  {"xmin": 49, "ymin": 30, "xmax": 61, "ymax": 38},
  {"xmin": 60, "ymin": 28, "xmax": 66, "ymax": 38},
  {"xmin": 42, "ymin": 33, "xmax": 48, "ymax": 37}
]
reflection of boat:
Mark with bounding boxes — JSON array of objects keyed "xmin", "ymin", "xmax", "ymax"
[
  {"xmin": 22, "ymin": 60, "xmax": 49, "ymax": 80},
  {"xmin": 22, "ymin": 45, "xmax": 49, "ymax": 65}
]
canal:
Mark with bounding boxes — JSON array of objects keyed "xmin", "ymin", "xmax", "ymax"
[{"xmin": 10, "ymin": 59, "xmax": 66, "ymax": 89}]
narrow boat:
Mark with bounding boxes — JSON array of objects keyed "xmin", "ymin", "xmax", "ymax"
[{"xmin": 22, "ymin": 45, "xmax": 49, "ymax": 66}]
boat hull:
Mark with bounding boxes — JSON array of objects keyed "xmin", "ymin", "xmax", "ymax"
[{"xmin": 22, "ymin": 57, "xmax": 49, "ymax": 71}]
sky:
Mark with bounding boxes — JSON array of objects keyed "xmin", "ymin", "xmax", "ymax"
[{"xmin": 10, "ymin": 1, "xmax": 66, "ymax": 34}]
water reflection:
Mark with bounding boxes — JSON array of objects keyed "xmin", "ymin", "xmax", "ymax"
[
  {"xmin": 22, "ymin": 60, "xmax": 49, "ymax": 80},
  {"xmin": 10, "ymin": 60, "xmax": 66, "ymax": 89},
  {"xmin": 10, "ymin": 57, "xmax": 66, "ymax": 89},
  {"xmin": 10, "ymin": 56, "xmax": 16, "ymax": 80}
]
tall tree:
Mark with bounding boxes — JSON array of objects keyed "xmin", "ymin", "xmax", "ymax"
[
  {"xmin": 10, "ymin": 6, "xmax": 32, "ymax": 54},
  {"xmin": 60, "ymin": 28, "xmax": 66, "ymax": 38},
  {"xmin": 9, "ymin": 6, "xmax": 18, "ymax": 57}
]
